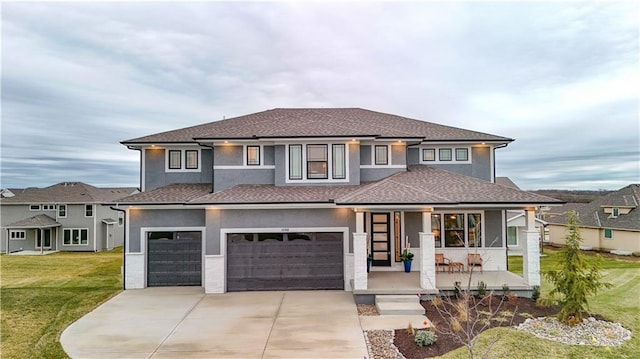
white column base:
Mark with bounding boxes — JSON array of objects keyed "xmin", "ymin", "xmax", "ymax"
[
  {"xmin": 125, "ymin": 253, "xmax": 145, "ymax": 289},
  {"xmin": 419, "ymin": 232, "xmax": 437, "ymax": 291},
  {"xmin": 353, "ymin": 232, "xmax": 368, "ymax": 290},
  {"xmin": 204, "ymin": 255, "xmax": 225, "ymax": 293}
]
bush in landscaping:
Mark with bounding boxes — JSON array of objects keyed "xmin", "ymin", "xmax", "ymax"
[
  {"xmin": 501, "ymin": 284, "xmax": 510, "ymax": 298},
  {"xmin": 414, "ymin": 330, "xmax": 437, "ymax": 347},
  {"xmin": 531, "ymin": 285, "xmax": 541, "ymax": 302},
  {"xmin": 476, "ymin": 281, "xmax": 487, "ymax": 298}
]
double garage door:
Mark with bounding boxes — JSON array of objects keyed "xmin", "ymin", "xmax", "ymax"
[
  {"xmin": 147, "ymin": 230, "xmax": 344, "ymax": 291},
  {"xmin": 227, "ymin": 232, "xmax": 344, "ymax": 291}
]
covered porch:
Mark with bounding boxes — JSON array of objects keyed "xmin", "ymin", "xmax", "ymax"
[
  {"xmin": 351, "ymin": 209, "xmax": 541, "ymax": 295},
  {"xmin": 3, "ymin": 214, "xmax": 61, "ymax": 254}
]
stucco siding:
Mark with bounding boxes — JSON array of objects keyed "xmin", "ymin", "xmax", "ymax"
[
  {"xmin": 360, "ymin": 145, "xmax": 371, "ymax": 165},
  {"xmin": 128, "ymin": 209, "xmax": 205, "ymax": 253},
  {"xmin": 404, "ymin": 212, "xmax": 422, "ymax": 248},
  {"xmin": 214, "ymin": 169, "xmax": 275, "ymax": 191},
  {"xmin": 214, "ymin": 145, "xmax": 242, "ymax": 165},
  {"xmin": 360, "ymin": 168, "xmax": 404, "ymax": 182},
  {"xmin": 391, "ymin": 144, "xmax": 406, "ymax": 165},
  {"xmin": 485, "ymin": 210, "xmax": 504, "ymax": 247},
  {"xmin": 406, "ymin": 147, "xmax": 491, "ymax": 181},
  {"xmin": 144, "ymin": 148, "xmax": 213, "ymax": 191}
]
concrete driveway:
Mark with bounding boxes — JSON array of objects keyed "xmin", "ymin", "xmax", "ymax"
[{"xmin": 61, "ymin": 288, "xmax": 368, "ymax": 358}]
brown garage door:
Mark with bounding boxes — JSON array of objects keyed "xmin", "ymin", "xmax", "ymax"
[{"xmin": 227, "ymin": 232, "xmax": 344, "ymax": 291}]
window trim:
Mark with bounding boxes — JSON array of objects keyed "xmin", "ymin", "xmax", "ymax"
[
  {"xmin": 58, "ymin": 204, "xmax": 67, "ymax": 218},
  {"xmin": 29, "ymin": 204, "xmax": 41, "ymax": 211},
  {"xmin": 9, "ymin": 230, "xmax": 26, "ymax": 240},
  {"xmin": 285, "ymin": 143, "xmax": 350, "ymax": 183},
  {"xmin": 245, "ymin": 145, "xmax": 261, "ymax": 166},
  {"xmin": 185, "ymin": 150, "xmax": 199, "ymax": 169},
  {"xmin": 289, "ymin": 144, "xmax": 303, "ymax": 180},
  {"xmin": 604, "ymin": 228, "xmax": 613, "ymax": 239},
  {"xmin": 42, "ymin": 204, "xmax": 56, "ymax": 211},
  {"xmin": 165, "ymin": 148, "xmax": 202, "ymax": 172},
  {"xmin": 307, "ymin": 144, "xmax": 329, "ymax": 179},
  {"xmin": 332, "ymin": 144, "xmax": 346, "ymax": 179},
  {"xmin": 455, "ymin": 148, "xmax": 469, "ymax": 161},
  {"xmin": 419, "ymin": 146, "xmax": 472, "ymax": 164},
  {"xmin": 611, "ymin": 208, "xmax": 619, "ymax": 218},
  {"xmin": 168, "ymin": 150, "xmax": 182, "ymax": 169},
  {"xmin": 374, "ymin": 145, "xmax": 389, "ymax": 165},
  {"xmin": 63, "ymin": 228, "xmax": 89, "ymax": 246},
  {"xmin": 84, "ymin": 204, "xmax": 93, "ymax": 217}
]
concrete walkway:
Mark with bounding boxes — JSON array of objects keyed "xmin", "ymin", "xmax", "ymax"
[{"xmin": 61, "ymin": 288, "xmax": 368, "ymax": 359}]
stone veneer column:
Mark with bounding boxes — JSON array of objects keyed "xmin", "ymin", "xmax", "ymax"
[
  {"xmin": 353, "ymin": 232, "xmax": 368, "ymax": 290},
  {"xmin": 419, "ymin": 232, "xmax": 437, "ymax": 291}
]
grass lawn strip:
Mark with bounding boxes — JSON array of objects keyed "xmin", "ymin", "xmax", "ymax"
[{"xmin": 1, "ymin": 248, "xmax": 123, "ymax": 359}]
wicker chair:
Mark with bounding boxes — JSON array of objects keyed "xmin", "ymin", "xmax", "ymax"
[
  {"xmin": 435, "ymin": 253, "xmax": 451, "ymax": 272},
  {"xmin": 467, "ymin": 253, "xmax": 483, "ymax": 273}
]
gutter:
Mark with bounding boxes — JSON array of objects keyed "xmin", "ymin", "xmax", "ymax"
[{"xmin": 110, "ymin": 205, "xmax": 127, "ymax": 290}]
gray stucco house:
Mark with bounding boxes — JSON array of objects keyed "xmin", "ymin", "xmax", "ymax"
[
  {"xmin": 1, "ymin": 182, "xmax": 136, "ymax": 253},
  {"xmin": 117, "ymin": 108, "xmax": 561, "ymax": 293}
]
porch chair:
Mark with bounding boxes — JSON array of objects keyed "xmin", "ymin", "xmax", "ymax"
[
  {"xmin": 435, "ymin": 253, "xmax": 451, "ymax": 272},
  {"xmin": 467, "ymin": 253, "xmax": 483, "ymax": 273}
]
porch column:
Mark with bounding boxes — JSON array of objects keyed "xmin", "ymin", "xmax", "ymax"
[
  {"xmin": 523, "ymin": 209, "xmax": 541, "ymax": 286},
  {"xmin": 419, "ymin": 232, "xmax": 437, "ymax": 291},
  {"xmin": 353, "ymin": 232, "xmax": 368, "ymax": 290}
]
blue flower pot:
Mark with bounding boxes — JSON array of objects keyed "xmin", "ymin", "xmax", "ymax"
[{"xmin": 403, "ymin": 260, "xmax": 412, "ymax": 273}]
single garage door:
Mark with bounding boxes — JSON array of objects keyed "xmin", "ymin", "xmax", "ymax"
[
  {"xmin": 227, "ymin": 232, "xmax": 344, "ymax": 291},
  {"xmin": 147, "ymin": 231, "xmax": 202, "ymax": 286}
]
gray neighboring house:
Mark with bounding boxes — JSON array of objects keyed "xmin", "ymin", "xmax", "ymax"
[
  {"xmin": 117, "ymin": 108, "xmax": 561, "ymax": 293},
  {"xmin": 1, "ymin": 182, "xmax": 137, "ymax": 253},
  {"xmin": 495, "ymin": 177, "xmax": 548, "ymax": 255},
  {"xmin": 545, "ymin": 184, "xmax": 640, "ymax": 254}
]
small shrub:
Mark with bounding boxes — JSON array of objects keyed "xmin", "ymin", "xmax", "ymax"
[
  {"xmin": 535, "ymin": 297, "xmax": 547, "ymax": 308},
  {"xmin": 453, "ymin": 281, "xmax": 462, "ymax": 298},
  {"xmin": 476, "ymin": 281, "xmax": 487, "ymax": 298},
  {"xmin": 414, "ymin": 330, "xmax": 437, "ymax": 347},
  {"xmin": 501, "ymin": 284, "xmax": 510, "ymax": 297},
  {"xmin": 406, "ymin": 323, "xmax": 415, "ymax": 335},
  {"xmin": 531, "ymin": 285, "xmax": 541, "ymax": 302},
  {"xmin": 431, "ymin": 296, "xmax": 443, "ymax": 307},
  {"xmin": 455, "ymin": 301, "xmax": 469, "ymax": 322}
]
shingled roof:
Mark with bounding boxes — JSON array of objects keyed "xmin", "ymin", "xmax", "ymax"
[
  {"xmin": 121, "ymin": 108, "xmax": 513, "ymax": 144},
  {"xmin": 546, "ymin": 184, "xmax": 640, "ymax": 231},
  {"xmin": 6, "ymin": 214, "xmax": 61, "ymax": 229},
  {"xmin": 0, "ymin": 182, "xmax": 137, "ymax": 204},
  {"xmin": 116, "ymin": 166, "xmax": 561, "ymax": 207}
]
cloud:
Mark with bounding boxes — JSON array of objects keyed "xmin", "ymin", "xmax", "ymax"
[{"xmin": 1, "ymin": 2, "xmax": 638, "ymax": 190}]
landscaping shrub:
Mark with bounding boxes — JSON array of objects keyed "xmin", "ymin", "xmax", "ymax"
[
  {"xmin": 414, "ymin": 330, "xmax": 437, "ymax": 347},
  {"xmin": 476, "ymin": 281, "xmax": 487, "ymax": 298}
]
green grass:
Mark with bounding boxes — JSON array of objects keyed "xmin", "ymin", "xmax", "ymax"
[
  {"xmin": 1, "ymin": 248, "xmax": 123, "ymax": 359},
  {"xmin": 440, "ymin": 247, "xmax": 640, "ymax": 359}
]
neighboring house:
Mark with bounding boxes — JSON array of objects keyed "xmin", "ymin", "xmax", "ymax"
[
  {"xmin": 117, "ymin": 108, "xmax": 561, "ymax": 293},
  {"xmin": 1, "ymin": 182, "xmax": 137, "ymax": 253},
  {"xmin": 495, "ymin": 177, "xmax": 547, "ymax": 254},
  {"xmin": 546, "ymin": 184, "xmax": 640, "ymax": 254}
]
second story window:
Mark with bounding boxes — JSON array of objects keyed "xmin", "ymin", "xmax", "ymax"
[
  {"xmin": 421, "ymin": 146, "xmax": 472, "ymax": 164},
  {"xmin": 612, "ymin": 208, "xmax": 619, "ymax": 218},
  {"xmin": 375, "ymin": 145, "xmax": 388, "ymax": 165},
  {"xmin": 439, "ymin": 148, "xmax": 452, "ymax": 161},
  {"xmin": 58, "ymin": 204, "xmax": 67, "ymax": 218},
  {"xmin": 455, "ymin": 148, "xmax": 469, "ymax": 161},
  {"xmin": 247, "ymin": 146, "xmax": 260, "ymax": 166},
  {"xmin": 332, "ymin": 144, "xmax": 346, "ymax": 179},
  {"xmin": 166, "ymin": 148, "xmax": 201, "ymax": 172},
  {"xmin": 289, "ymin": 145, "xmax": 303, "ymax": 180},
  {"xmin": 85, "ymin": 204, "xmax": 93, "ymax": 217},
  {"xmin": 307, "ymin": 145, "xmax": 328, "ymax": 179}
]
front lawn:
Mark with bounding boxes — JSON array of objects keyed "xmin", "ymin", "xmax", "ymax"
[
  {"xmin": 460, "ymin": 247, "xmax": 640, "ymax": 359},
  {"xmin": 0, "ymin": 248, "xmax": 123, "ymax": 359}
]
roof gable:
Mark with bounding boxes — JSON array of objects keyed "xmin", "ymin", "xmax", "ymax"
[{"xmin": 0, "ymin": 182, "xmax": 137, "ymax": 204}]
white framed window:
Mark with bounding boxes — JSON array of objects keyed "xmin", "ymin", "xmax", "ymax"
[
  {"xmin": 286, "ymin": 143, "xmax": 349, "ymax": 183},
  {"xmin": 246, "ymin": 146, "xmax": 260, "ymax": 166},
  {"xmin": 63, "ymin": 228, "xmax": 89, "ymax": 245},
  {"xmin": 165, "ymin": 148, "xmax": 201, "ymax": 172},
  {"xmin": 9, "ymin": 230, "xmax": 26, "ymax": 240},
  {"xmin": 42, "ymin": 204, "xmax": 56, "ymax": 211},
  {"xmin": 29, "ymin": 204, "xmax": 41, "ymax": 211},
  {"xmin": 85, "ymin": 204, "xmax": 93, "ymax": 217},
  {"xmin": 612, "ymin": 208, "xmax": 619, "ymax": 218},
  {"xmin": 58, "ymin": 204, "xmax": 67, "ymax": 218},
  {"xmin": 420, "ymin": 146, "xmax": 472, "ymax": 164},
  {"xmin": 374, "ymin": 145, "xmax": 389, "ymax": 165}
]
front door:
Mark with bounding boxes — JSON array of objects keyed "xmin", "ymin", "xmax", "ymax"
[
  {"xmin": 36, "ymin": 229, "xmax": 52, "ymax": 249},
  {"xmin": 371, "ymin": 213, "xmax": 391, "ymax": 266}
]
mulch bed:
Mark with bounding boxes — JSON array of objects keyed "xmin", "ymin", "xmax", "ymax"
[{"xmin": 394, "ymin": 295, "xmax": 560, "ymax": 359}]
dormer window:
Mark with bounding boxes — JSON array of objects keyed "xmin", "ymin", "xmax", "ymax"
[{"xmin": 612, "ymin": 207, "xmax": 619, "ymax": 218}]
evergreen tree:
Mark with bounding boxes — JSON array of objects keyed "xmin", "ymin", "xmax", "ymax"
[{"xmin": 543, "ymin": 211, "xmax": 611, "ymax": 325}]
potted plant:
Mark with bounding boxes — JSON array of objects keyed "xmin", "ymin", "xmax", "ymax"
[
  {"xmin": 367, "ymin": 253, "xmax": 372, "ymax": 273},
  {"xmin": 400, "ymin": 248, "xmax": 414, "ymax": 273}
]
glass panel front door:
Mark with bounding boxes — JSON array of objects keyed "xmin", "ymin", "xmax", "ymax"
[{"xmin": 371, "ymin": 213, "xmax": 391, "ymax": 266}]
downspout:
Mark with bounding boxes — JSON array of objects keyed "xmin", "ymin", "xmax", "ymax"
[
  {"xmin": 110, "ymin": 205, "xmax": 127, "ymax": 290},
  {"xmin": 493, "ymin": 143, "xmax": 509, "ymax": 183},
  {"xmin": 198, "ymin": 142, "xmax": 215, "ymax": 193}
]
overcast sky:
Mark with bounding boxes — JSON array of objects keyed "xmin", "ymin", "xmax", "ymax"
[{"xmin": 2, "ymin": 1, "xmax": 638, "ymax": 191}]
